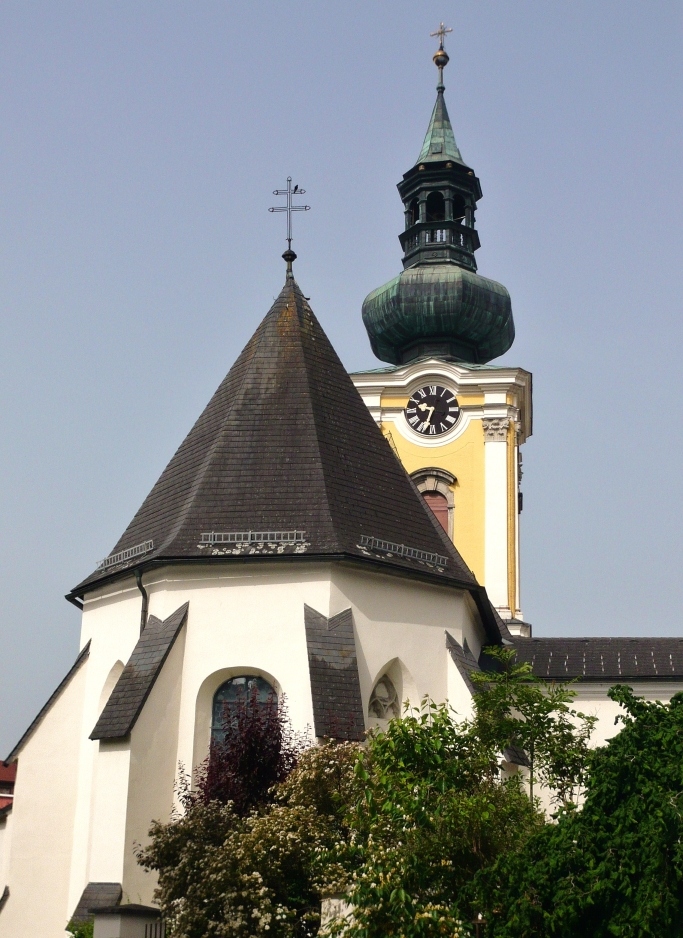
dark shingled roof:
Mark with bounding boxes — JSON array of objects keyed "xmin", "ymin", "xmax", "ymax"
[
  {"xmin": 69, "ymin": 277, "xmax": 500, "ymax": 637},
  {"xmin": 304, "ymin": 605, "xmax": 365, "ymax": 741},
  {"xmin": 514, "ymin": 637, "xmax": 683, "ymax": 682},
  {"xmin": 446, "ymin": 631, "xmax": 479, "ymax": 694},
  {"xmin": 90, "ymin": 603, "xmax": 188, "ymax": 740},
  {"xmin": 71, "ymin": 882, "xmax": 122, "ymax": 922},
  {"xmin": 5, "ymin": 641, "xmax": 91, "ymax": 764}
]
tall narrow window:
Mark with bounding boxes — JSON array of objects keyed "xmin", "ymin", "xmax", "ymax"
[
  {"xmin": 423, "ymin": 491, "xmax": 449, "ymax": 533},
  {"xmin": 211, "ymin": 675, "xmax": 276, "ymax": 743}
]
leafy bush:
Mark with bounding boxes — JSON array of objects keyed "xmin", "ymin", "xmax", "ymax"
[
  {"xmin": 66, "ymin": 919, "xmax": 94, "ymax": 938},
  {"xmin": 198, "ymin": 688, "xmax": 308, "ymax": 814},
  {"xmin": 474, "ymin": 686, "xmax": 683, "ymax": 937},
  {"xmin": 138, "ymin": 739, "xmax": 360, "ymax": 938}
]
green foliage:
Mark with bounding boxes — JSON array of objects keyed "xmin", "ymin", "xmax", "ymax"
[
  {"xmin": 139, "ymin": 657, "xmax": 600, "ymax": 938},
  {"xmin": 471, "ymin": 646, "xmax": 596, "ymax": 804},
  {"xmin": 327, "ymin": 699, "xmax": 544, "ymax": 938},
  {"xmin": 473, "ymin": 686, "xmax": 683, "ymax": 937},
  {"xmin": 138, "ymin": 742, "xmax": 361, "ymax": 938},
  {"xmin": 66, "ymin": 920, "xmax": 94, "ymax": 938}
]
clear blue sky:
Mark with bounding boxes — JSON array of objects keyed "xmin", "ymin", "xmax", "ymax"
[{"xmin": 1, "ymin": 1, "xmax": 681, "ymax": 755}]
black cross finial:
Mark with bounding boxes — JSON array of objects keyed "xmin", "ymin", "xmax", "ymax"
[
  {"xmin": 430, "ymin": 22, "xmax": 452, "ymax": 50},
  {"xmin": 269, "ymin": 177, "xmax": 310, "ymax": 277}
]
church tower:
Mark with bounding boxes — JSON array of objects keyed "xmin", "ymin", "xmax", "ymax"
[{"xmin": 351, "ymin": 29, "xmax": 531, "ymax": 630}]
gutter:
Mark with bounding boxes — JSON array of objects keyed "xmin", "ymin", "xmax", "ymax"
[{"xmin": 135, "ymin": 569, "xmax": 148, "ymax": 634}]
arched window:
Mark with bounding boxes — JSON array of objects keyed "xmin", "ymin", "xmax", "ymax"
[
  {"xmin": 422, "ymin": 491, "xmax": 449, "ymax": 533},
  {"xmin": 368, "ymin": 675, "xmax": 400, "ymax": 720},
  {"xmin": 425, "ymin": 191, "xmax": 445, "ymax": 222},
  {"xmin": 411, "ymin": 467, "xmax": 456, "ymax": 540},
  {"xmin": 452, "ymin": 193, "xmax": 467, "ymax": 223},
  {"xmin": 211, "ymin": 675, "xmax": 277, "ymax": 743}
]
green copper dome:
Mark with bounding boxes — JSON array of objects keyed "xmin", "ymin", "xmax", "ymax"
[
  {"xmin": 361, "ymin": 35, "xmax": 515, "ymax": 367},
  {"xmin": 362, "ymin": 265, "xmax": 514, "ymax": 365}
]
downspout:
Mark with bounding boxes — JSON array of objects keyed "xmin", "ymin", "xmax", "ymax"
[{"xmin": 135, "ymin": 569, "xmax": 148, "ymax": 634}]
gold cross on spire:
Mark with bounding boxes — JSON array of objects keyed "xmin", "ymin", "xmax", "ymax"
[{"xmin": 430, "ymin": 22, "xmax": 452, "ymax": 49}]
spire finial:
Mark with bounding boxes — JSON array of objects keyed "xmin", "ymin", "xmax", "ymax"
[
  {"xmin": 430, "ymin": 22, "xmax": 452, "ymax": 92},
  {"xmin": 269, "ymin": 176, "xmax": 311, "ymax": 278}
]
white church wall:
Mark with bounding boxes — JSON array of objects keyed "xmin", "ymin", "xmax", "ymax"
[
  {"xmin": 122, "ymin": 627, "xmax": 188, "ymax": 906},
  {"xmin": 141, "ymin": 564, "xmax": 333, "ymax": 775},
  {"xmin": 572, "ymin": 681, "xmax": 683, "ymax": 749},
  {"xmin": 445, "ymin": 649, "xmax": 476, "ymax": 722},
  {"xmin": 0, "ymin": 655, "xmax": 89, "ymax": 938},
  {"xmin": 0, "ymin": 811, "xmax": 12, "ymax": 899},
  {"xmin": 329, "ymin": 566, "xmax": 480, "ymax": 717},
  {"xmin": 88, "ymin": 740, "xmax": 131, "ymax": 883},
  {"xmin": 67, "ymin": 579, "xmax": 143, "ymax": 919}
]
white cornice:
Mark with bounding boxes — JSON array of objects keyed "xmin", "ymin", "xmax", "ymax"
[{"xmin": 351, "ymin": 359, "xmax": 533, "ymax": 441}]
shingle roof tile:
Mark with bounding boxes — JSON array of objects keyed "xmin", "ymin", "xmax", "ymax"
[
  {"xmin": 304, "ymin": 605, "xmax": 365, "ymax": 741},
  {"xmin": 71, "ymin": 278, "xmax": 481, "ymax": 604},
  {"xmin": 90, "ymin": 603, "xmax": 188, "ymax": 740},
  {"xmin": 514, "ymin": 637, "xmax": 683, "ymax": 681}
]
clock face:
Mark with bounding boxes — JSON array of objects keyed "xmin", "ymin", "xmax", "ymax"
[{"xmin": 405, "ymin": 385, "xmax": 460, "ymax": 436}]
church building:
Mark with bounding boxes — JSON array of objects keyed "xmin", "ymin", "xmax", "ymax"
[{"xmin": 1, "ymin": 31, "xmax": 682, "ymax": 938}]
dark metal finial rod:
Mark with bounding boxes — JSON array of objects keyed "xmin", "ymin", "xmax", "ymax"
[
  {"xmin": 430, "ymin": 22, "xmax": 452, "ymax": 92},
  {"xmin": 269, "ymin": 176, "xmax": 310, "ymax": 277}
]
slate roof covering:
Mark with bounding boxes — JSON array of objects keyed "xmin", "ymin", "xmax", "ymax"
[
  {"xmin": 416, "ymin": 90, "xmax": 464, "ymax": 165},
  {"xmin": 304, "ymin": 605, "xmax": 366, "ymax": 741},
  {"xmin": 70, "ymin": 277, "xmax": 500, "ymax": 638},
  {"xmin": 514, "ymin": 637, "xmax": 683, "ymax": 682},
  {"xmin": 5, "ymin": 641, "xmax": 91, "ymax": 764},
  {"xmin": 90, "ymin": 603, "xmax": 188, "ymax": 740},
  {"xmin": 446, "ymin": 631, "xmax": 479, "ymax": 694},
  {"xmin": 71, "ymin": 882, "xmax": 122, "ymax": 922}
]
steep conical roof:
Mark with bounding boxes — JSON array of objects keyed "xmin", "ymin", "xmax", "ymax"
[
  {"xmin": 72, "ymin": 277, "xmax": 493, "ymax": 608},
  {"xmin": 416, "ymin": 91, "xmax": 463, "ymax": 165}
]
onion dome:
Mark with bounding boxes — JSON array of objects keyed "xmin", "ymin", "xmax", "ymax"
[{"xmin": 362, "ymin": 33, "xmax": 514, "ymax": 365}]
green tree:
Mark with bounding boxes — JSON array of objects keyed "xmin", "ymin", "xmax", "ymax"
[
  {"xmin": 327, "ymin": 699, "xmax": 543, "ymax": 938},
  {"xmin": 139, "ymin": 658, "xmax": 596, "ymax": 938},
  {"xmin": 474, "ymin": 686, "xmax": 683, "ymax": 937},
  {"xmin": 471, "ymin": 646, "xmax": 596, "ymax": 804}
]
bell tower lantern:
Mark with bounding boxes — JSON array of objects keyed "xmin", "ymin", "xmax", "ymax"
[{"xmin": 398, "ymin": 38, "xmax": 482, "ymax": 272}]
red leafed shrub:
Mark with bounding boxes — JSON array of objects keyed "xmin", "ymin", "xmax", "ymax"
[{"xmin": 194, "ymin": 687, "xmax": 309, "ymax": 814}]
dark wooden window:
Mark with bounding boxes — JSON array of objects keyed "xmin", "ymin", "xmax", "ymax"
[{"xmin": 423, "ymin": 491, "xmax": 449, "ymax": 533}]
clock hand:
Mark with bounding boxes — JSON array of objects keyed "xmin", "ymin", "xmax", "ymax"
[{"xmin": 417, "ymin": 402, "xmax": 435, "ymax": 425}]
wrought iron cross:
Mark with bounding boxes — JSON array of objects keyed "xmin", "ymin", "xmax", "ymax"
[
  {"xmin": 430, "ymin": 21, "xmax": 452, "ymax": 49},
  {"xmin": 268, "ymin": 177, "xmax": 310, "ymax": 251}
]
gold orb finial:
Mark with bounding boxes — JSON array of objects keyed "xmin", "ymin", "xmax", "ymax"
[{"xmin": 430, "ymin": 22, "xmax": 452, "ymax": 91}]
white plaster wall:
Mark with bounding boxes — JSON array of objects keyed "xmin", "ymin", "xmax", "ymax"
[
  {"xmin": 329, "ymin": 565, "xmax": 484, "ymax": 719},
  {"xmin": 122, "ymin": 628, "xmax": 187, "ymax": 905},
  {"xmin": 67, "ymin": 579, "xmax": 143, "ymax": 919},
  {"xmin": 0, "ymin": 811, "xmax": 12, "ymax": 895},
  {"xmin": 142, "ymin": 564, "xmax": 333, "ymax": 779},
  {"xmin": 0, "ymin": 658, "xmax": 88, "ymax": 938},
  {"xmin": 88, "ymin": 741, "xmax": 131, "ymax": 883},
  {"xmin": 572, "ymin": 682, "xmax": 683, "ymax": 748},
  {"xmin": 446, "ymin": 653, "xmax": 475, "ymax": 722}
]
